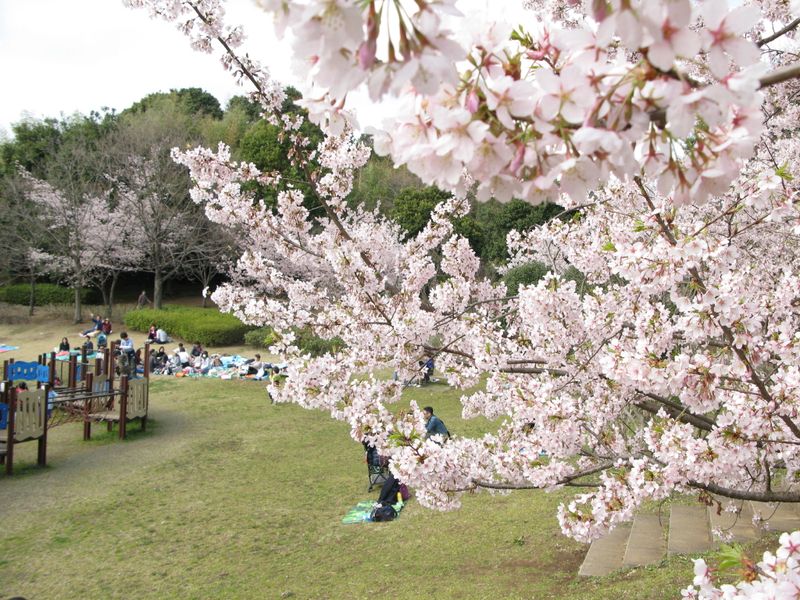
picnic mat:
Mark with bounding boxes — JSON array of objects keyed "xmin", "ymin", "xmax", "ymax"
[
  {"xmin": 0, "ymin": 345, "xmax": 19, "ymax": 353},
  {"xmin": 342, "ymin": 500, "xmax": 405, "ymax": 524}
]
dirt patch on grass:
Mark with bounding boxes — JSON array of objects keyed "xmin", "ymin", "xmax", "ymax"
[{"xmin": 498, "ymin": 548, "xmax": 585, "ymax": 572}]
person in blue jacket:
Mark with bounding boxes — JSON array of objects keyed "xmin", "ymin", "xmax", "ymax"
[{"xmin": 423, "ymin": 406, "xmax": 450, "ymax": 441}]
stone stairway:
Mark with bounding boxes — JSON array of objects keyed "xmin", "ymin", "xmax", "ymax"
[{"xmin": 578, "ymin": 499, "xmax": 800, "ymax": 576}]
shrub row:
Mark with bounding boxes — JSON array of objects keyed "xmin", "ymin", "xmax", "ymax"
[
  {"xmin": 124, "ymin": 306, "xmax": 255, "ymax": 346},
  {"xmin": 502, "ymin": 262, "xmax": 590, "ymax": 296},
  {"xmin": 0, "ymin": 283, "xmax": 99, "ymax": 306},
  {"xmin": 244, "ymin": 326, "xmax": 344, "ymax": 356}
]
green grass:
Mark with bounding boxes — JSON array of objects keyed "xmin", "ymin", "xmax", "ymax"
[{"xmin": 0, "ymin": 377, "xmax": 734, "ymax": 599}]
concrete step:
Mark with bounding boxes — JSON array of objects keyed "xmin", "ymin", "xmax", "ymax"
[
  {"xmin": 578, "ymin": 522, "xmax": 632, "ymax": 577},
  {"xmin": 668, "ymin": 505, "xmax": 713, "ymax": 555},
  {"xmin": 708, "ymin": 499, "xmax": 758, "ymax": 543},
  {"xmin": 622, "ymin": 513, "xmax": 666, "ymax": 567},
  {"xmin": 750, "ymin": 501, "xmax": 800, "ymax": 532}
]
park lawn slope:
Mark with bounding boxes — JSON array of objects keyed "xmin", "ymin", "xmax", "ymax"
[{"xmin": 0, "ymin": 377, "xmax": 700, "ymax": 599}]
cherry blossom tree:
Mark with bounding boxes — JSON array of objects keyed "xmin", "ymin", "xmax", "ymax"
[
  {"xmin": 88, "ymin": 188, "xmax": 147, "ymax": 317},
  {"xmin": 20, "ymin": 171, "xmax": 122, "ymax": 323},
  {"xmin": 104, "ymin": 113, "xmax": 210, "ymax": 308},
  {"xmin": 126, "ymin": 0, "xmax": 800, "ymax": 572}
]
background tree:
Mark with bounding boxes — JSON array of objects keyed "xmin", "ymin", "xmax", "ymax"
[
  {"xmin": 103, "ymin": 104, "xmax": 208, "ymax": 309},
  {"xmin": 180, "ymin": 221, "xmax": 240, "ymax": 308}
]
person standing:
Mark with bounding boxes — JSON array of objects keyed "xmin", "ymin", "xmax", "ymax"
[{"xmin": 137, "ymin": 290, "xmax": 152, "ymax": 309}]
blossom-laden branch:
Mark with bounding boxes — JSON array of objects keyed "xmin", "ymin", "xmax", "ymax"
[{"xmin": 126, "ymin": 0, "xmax": 800, "ymax": 564}]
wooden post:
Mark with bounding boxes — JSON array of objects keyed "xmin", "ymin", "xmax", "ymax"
[
  {"xmin": 119, "ymin": 375, "xmax": 129, "ymax": 440},
  {"xmin": 2, "ymin": 360, "xmax": 7, "ymax": 381},
  {"xmin": 109, "ymin": 341, "xmax": 117, "ymax": 382},
  {"xmin": 108, "ymin": 342, "xmax": 116, "ymax": 407},
  {"xmin": 144, "ymin": 342, "xmax": 151, "ymax": 379},
  {"xmin": 0, "ymin": 380, "xmax": 7, "ymax": 467},
  {"xmin": 68, "ymin": 354, "xmax": 77, "ymax": 389},
  {"xmin": 38, "ymin": 383, "xmax": 48, "ymax": 467},
  {"xmin": 80, "ymin": 344, "xmax": 88, "ymax": 383},
  {"xmin": 103, "ymin": 347, "xmax": 110, "ymax": 377},
  {"xmin": 83, "ymin": 372, "xmax": 94, "ymax": 441},
  {"xmin": 48, "ymin": 352, "xmax": 56, "ymax": 388},
  {"xmin": 6, "ymin": 386, "xmax": 16, "ymax": 475}
]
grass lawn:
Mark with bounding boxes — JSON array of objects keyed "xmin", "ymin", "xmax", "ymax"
[{"xmin": 0, "ymin": 315, "xmax": 772, "ymax": 599}]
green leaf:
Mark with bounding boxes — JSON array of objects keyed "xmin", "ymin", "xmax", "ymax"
[
  {"xmin": 776, "ymin": 162, "xmax": 794, "ymax": 182},
  {"xmin": 716, "ymin": 543, "xmax": 745, "ymax": 573},
  {"xmin": 601, "ymin": 241, "xmax": 617, "ymax": 252}
]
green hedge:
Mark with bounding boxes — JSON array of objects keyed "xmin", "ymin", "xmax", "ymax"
[
  {"xmin": 0, "ymin": 283, "xmax": 99, "ymax": 306},
  {"xmin": 244, "ymin": 325, "xmax": 344, "ymax": 356},
  {"xmin": 502, "ymin": 261, "xmax": 550, "ymax": 296},
  {"xmin": 244, "ymin": 326, "xmax": 278, "ymax": 348},
  {"xmin": 124, "ymin": 306, "xmax": 255, "ymax": 346}
]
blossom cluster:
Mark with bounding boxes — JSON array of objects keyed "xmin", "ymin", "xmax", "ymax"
[
  {"xmin": 682, "ymin": 531, "xmax": 800, "ymax": 599},
  {"xmin": 126, "ymin": 0, "xmax": 800, "ymax": 569}
]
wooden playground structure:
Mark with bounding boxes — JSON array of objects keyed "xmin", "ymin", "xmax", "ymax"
[{"xmin": 0, "ymin": 342, "xmax": 151, "ymax": 475}]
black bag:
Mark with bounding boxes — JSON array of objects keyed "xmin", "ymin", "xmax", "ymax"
[
  {"xmin": 377, "ymin": 473, "xmax": 400, "ymax": 506},
  {"xmin": 370, "ymin": 504, "xmax": 398, "ymax": 522}
]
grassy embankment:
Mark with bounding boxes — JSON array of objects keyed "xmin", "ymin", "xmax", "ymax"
[{"xmin": 0, "ymin": 315, "xmax": 776, "ymax": 599}]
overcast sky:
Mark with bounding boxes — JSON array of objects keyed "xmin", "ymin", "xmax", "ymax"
[{"xmin": 0, "ymin": 0, "xmax": 300, "ymax": 137}]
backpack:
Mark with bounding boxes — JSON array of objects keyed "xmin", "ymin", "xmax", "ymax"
[
  {"xmin": 399, "ymin": 483, "xmax": 410, "ymax": 502},
  {"xmin": 370, "ymin": 504, "xmax": 398, "ymax": 522}
]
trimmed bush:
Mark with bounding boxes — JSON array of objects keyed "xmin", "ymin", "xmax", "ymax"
[
  {"xmin": 0, "ymin": 283, "xmax": 99, "ymax": 306},
  {"xmin": 244, "ymin": 326, "xmax": 278, "ymax": 348},
  {"xmin": 244, "ymin": 325, "xmax": 344, "ymax": 356},
  {"xmin": 124, "ymin": 306, "xmax": 255, "ymax": 346},
  {"xmin": 294, "ymin": 327, "xmax": 344, "ymax": 356},
  {"xmin": 502, "ymin": 261, "xmax": 550, "ymax": 296}
]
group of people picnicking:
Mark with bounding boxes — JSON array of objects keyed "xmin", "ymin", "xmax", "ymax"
[{"xmin": 59, "ymin": 308, "xmax": 288, "ymax": 385}]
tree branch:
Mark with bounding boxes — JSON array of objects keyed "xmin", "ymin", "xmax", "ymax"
[
  {"xmin": 757, "ymin": 18, "xmax": 800, "ymax": 47},
  {"xmin": 688, "ymin": 480, "xmax": 800, "ymax": 503},
  {"xmin": 469, "ymin": 462, "xmax": 614, "ymax": 490},
  {"xmin": 759, "ymin": 61, "xmax": 800, "ymax": 89}
]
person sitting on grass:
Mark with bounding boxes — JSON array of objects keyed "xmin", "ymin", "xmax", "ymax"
[
  {"xmin": 102, "ymin": 318, "xmax": 112, "ymax": 335},
  {"xmin": 167, "ymin": 351, "xmax": 182, "ymax": 374},
  {"xmin": 147, "ymin": 323, "xmax": 158, "ymax": 342},
  {"xmin": 176, "ymin": 346, "xmax": 192, "ymax": 369},
  {"xmin": 423, "ymin": 406, "xmax": 450, "ymax": 442},
  {"xmin": 96, "ymin": 331, "xmax": 108, "ymax": 351},
  {"xmin": 59, "ymin": 337, "xmax": 70, "ymax": 352},
  {"xmin": 267, "ymin": 366, "xmax": 286, "ymax": 403},
  {"xmin": 80, "ymin": 313, "xmax": 103, "ymax": 338},
  {"xmin": 196, "ymin": 351, "xmax": 212, "ymax": 375},
  {"xmin": 191, "ymin": 341, "xmax": 204, "ymax": 357},
  {"xmin": 154, "ymin": 346, "xmax": 168, "ymax": 369},
  {"xmin": 156, "ymin": 327, "xmax": 169, "ymax": 343},
  {"xmin": 83, "ymin": 338, "xmax": 94, "ymax": 354},
  {"xmin": 247, "ymin": 354, "xmax": 264, "ymax": 376}
]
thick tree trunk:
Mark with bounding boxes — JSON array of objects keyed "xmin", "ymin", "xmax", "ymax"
[
  {"xmin": 28, "ymin": 272, "xmax": 35, "ymax": 317},
  {"xmin": 73, "ymin": 286, "xmax": 82, "ymax": 324},
  {"xmin": 108, "ymin": 272, "xmax": 119, "ymax": 317},
  {"xmin": 100, "ymin": 282, "xmax": 110, "ymax": 314},
  {"xmin": 154, "ymin": 270, "xmax": 163, "ymax": 310}
]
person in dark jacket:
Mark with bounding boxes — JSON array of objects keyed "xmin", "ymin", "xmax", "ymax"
[{"xmin": 423, "ymin": 406, "xmax": 450, "ymax": 441}]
